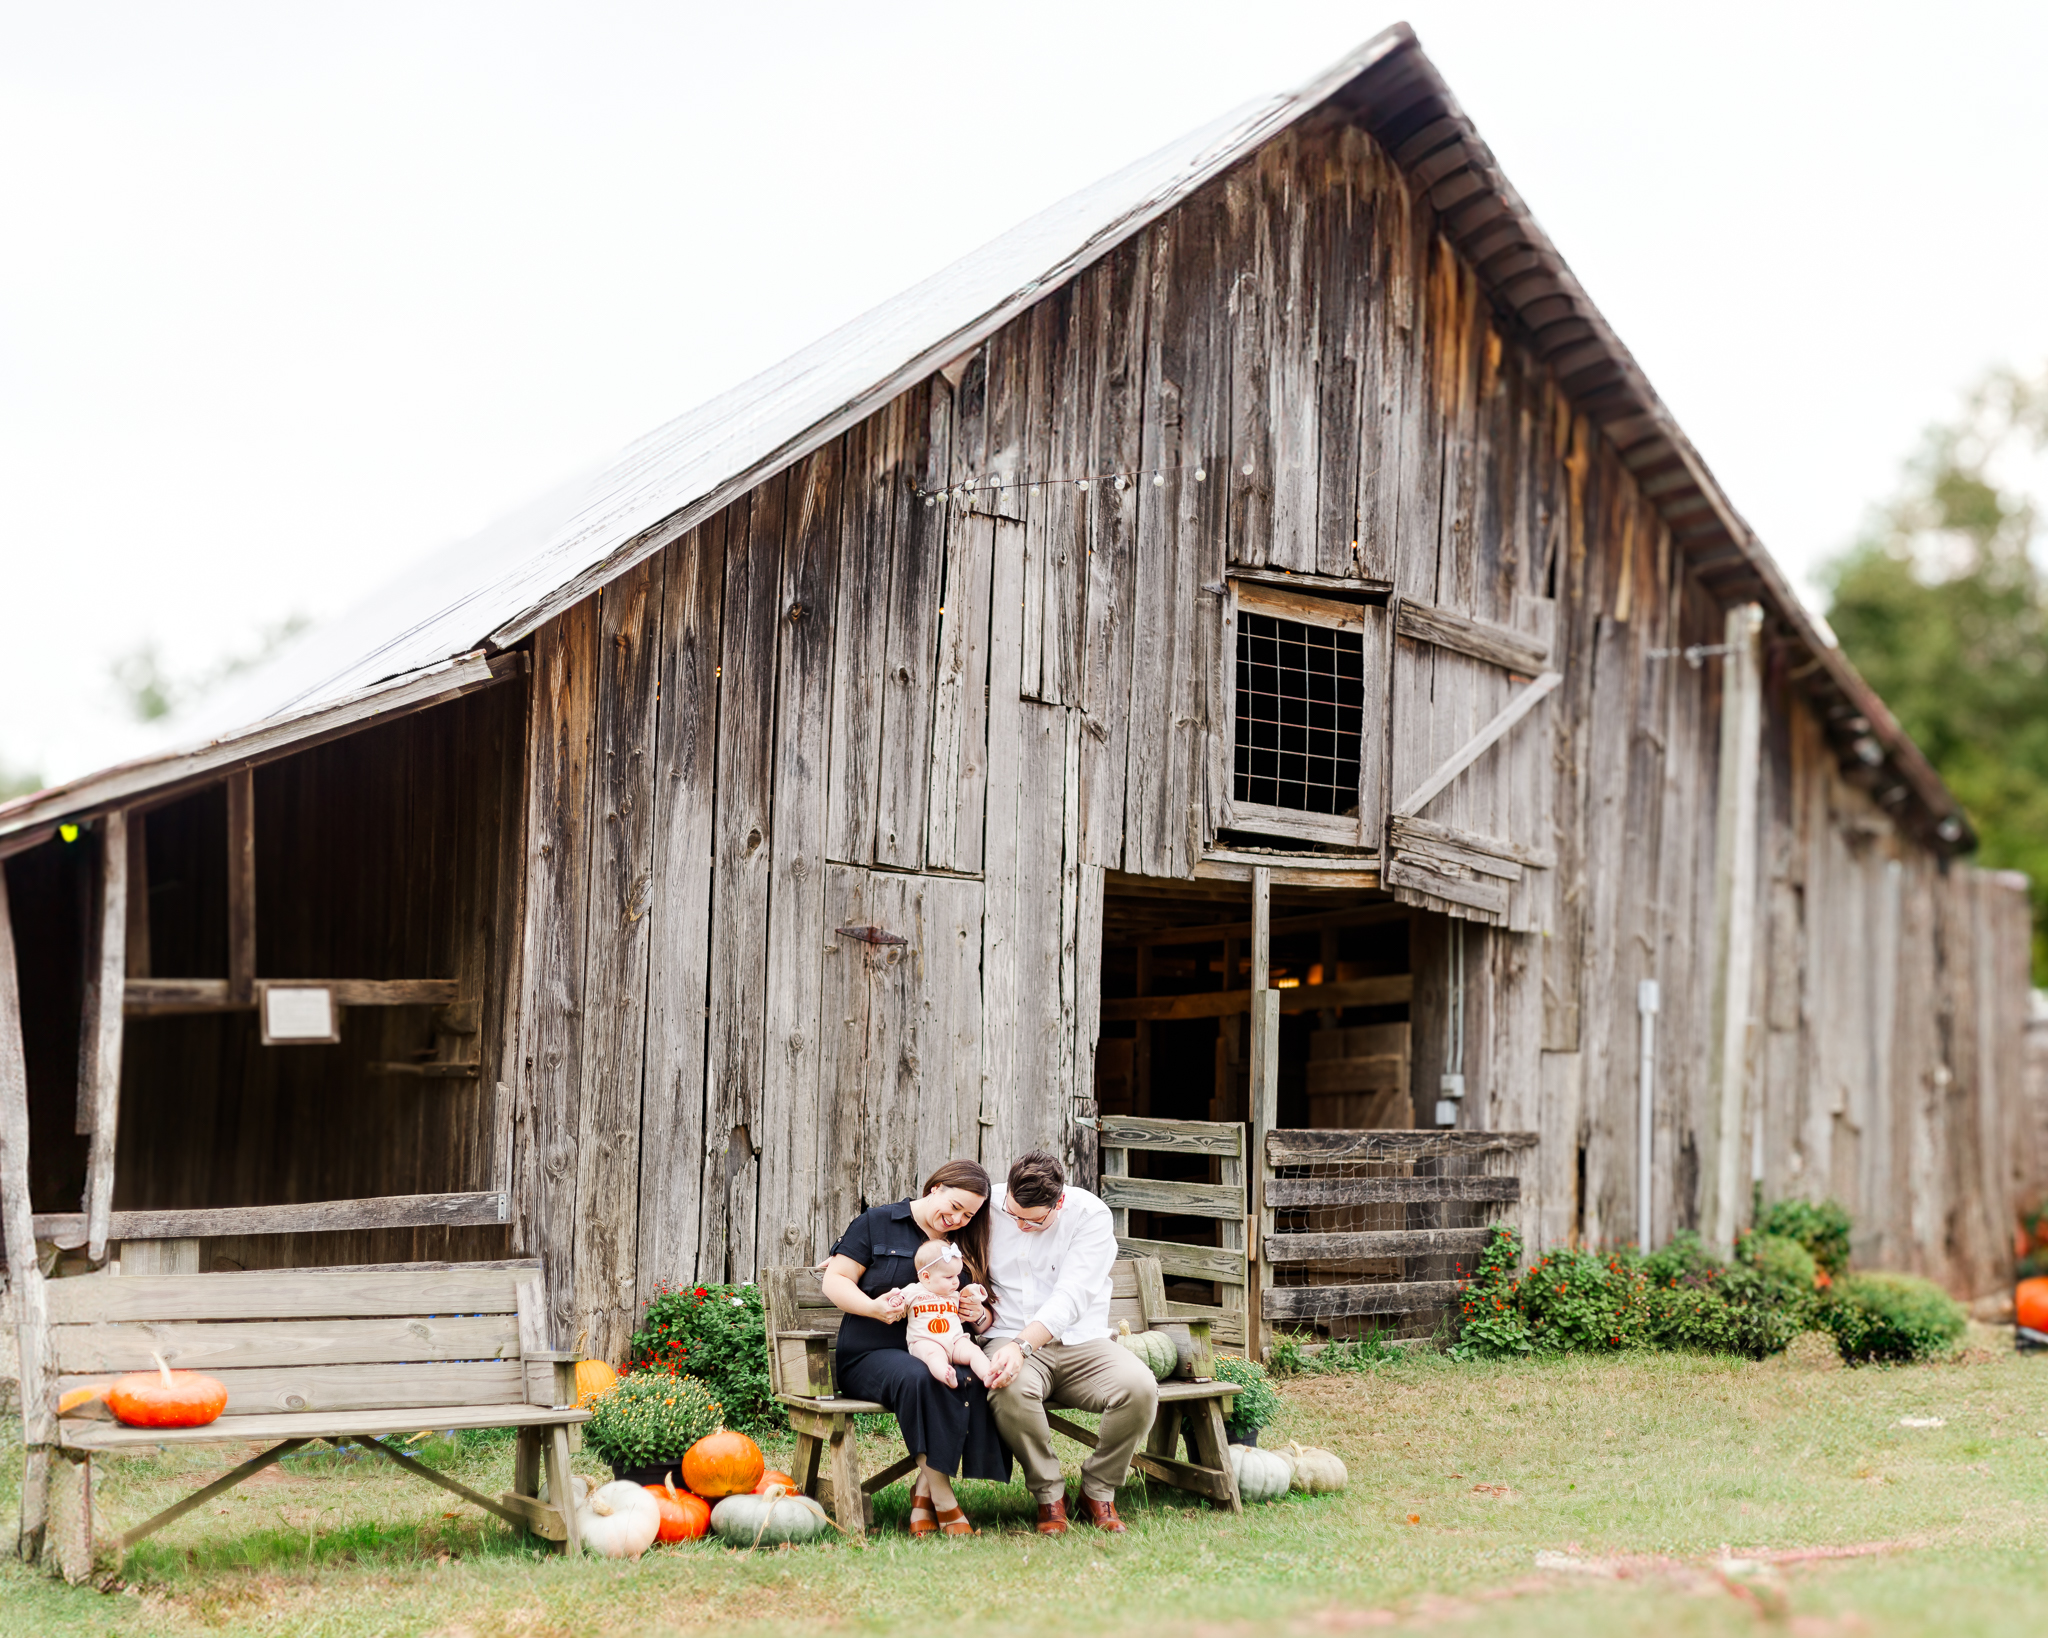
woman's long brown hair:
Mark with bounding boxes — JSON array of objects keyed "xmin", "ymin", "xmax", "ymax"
[{"xmin": 919, "ymin": 1158, "xmax": 996, "ymax": 1316}]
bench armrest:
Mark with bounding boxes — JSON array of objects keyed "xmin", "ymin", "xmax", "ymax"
[
  {"xmin": 773, "ymin": 1332, "xmax": 836, "ymax": 1398},
  {"xmin": 526, "ymin": 1350, "xmax": 583, "ymax": 1364}
]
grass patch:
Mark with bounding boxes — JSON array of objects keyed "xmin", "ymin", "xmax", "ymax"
[{"xmin": 4, "ymin": 1328, "xmax": 2046, "ymax": 1636}]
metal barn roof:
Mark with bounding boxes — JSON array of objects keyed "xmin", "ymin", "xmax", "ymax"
[{"xmin": 0, "ymin": 24, "xmax": 1970, "ymax": 853}]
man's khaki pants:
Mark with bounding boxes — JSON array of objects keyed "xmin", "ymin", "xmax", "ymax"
[{"xmin": 990, "ymin": 1338, "xmax": 1161, "ymax": 1504}]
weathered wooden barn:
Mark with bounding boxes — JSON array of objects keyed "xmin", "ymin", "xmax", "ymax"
[{"xmin": 2, "ymin": 25, "xmax": 2037, "ymax": 1389}]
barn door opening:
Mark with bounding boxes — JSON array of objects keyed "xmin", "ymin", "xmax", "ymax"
[{"xmin": 1094, "ymin": 873, "xmax": 1412, "ymax": 1345}]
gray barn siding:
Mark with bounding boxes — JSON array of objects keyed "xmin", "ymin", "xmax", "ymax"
[{"xmin": 506, "ymin": 108, "xmax": 2030, "ymax": 1358}]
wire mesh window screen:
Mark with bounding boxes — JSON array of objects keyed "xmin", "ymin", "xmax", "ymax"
[{"xmin": 1234, "ymin": 610, "xmax": 1364, "ymax": 814}]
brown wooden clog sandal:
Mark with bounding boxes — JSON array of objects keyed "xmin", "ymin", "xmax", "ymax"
[
  {"xmin": 908, "ymin": 1490, "xmax": 938, "ymax": 1536},
  {"xmin": 934, "ymin": 1503, "xmax": 977, "ymax": 1536}
]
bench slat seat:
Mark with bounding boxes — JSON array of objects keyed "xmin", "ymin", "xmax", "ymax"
[
  {"xmin": 59, "ymin": 1401, "xmax": 586, "ymax": 1452},
  {"xmin": 38, "ymin": 1259, "xmax": 593, "ymax": 1577},
  {"xmin": 762, "ymin": 1258, "xmax": 1243, "ymax": 1532}
]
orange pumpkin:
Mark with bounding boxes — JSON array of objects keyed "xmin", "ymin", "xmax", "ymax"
[
  {"xmin": 57, "ymin": 1381, "xmax": 112, "ymax": 1417},
  {"xmin": 681, "ymin": 1429, "xmax": 764, "ymax": 1498},
  {"xmin": 107, "ymin": 1352, "xmax": 227, "ymax": 1429},
  {"xmin": 646, "ymin": 1473, "xmax": 712, "ymax": 1541},
  {"xmin": 753, "ymin": 1468, "xmax": 798, "ymax": 1495},
  {"xmin": 571, "ymin": 1330, "xmax": 620, "ymax": 1408},
  {"xmin": 2017, "ymin": 1276, "xmax": 2048, "ymax": 1334}
]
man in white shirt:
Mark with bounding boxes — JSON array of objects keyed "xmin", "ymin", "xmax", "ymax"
[{"xmin": 984, "ymin": 1150, "xmax": 1159, "ymax": 1534}]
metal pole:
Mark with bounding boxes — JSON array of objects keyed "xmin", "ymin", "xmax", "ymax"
[{"xmin": 1637, "ymin": 978, "xmax": 1660, "ymax": 1250}]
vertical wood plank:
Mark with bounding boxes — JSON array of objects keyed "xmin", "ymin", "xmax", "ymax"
[
  {"xmin": 874, "ymin": 384, "xmax": 951, "ymax": 869},
  {"xmin": 1706, "ymin": 604, "xmax": 1765, "ymax": 1247},
  {"xmin": 758, "ymin": 445, "xmax": 844, "ymax": 1270},
  {"xmin": 1357, "ymin": 143, "xmax": 1410, "ymax": 584},
  {"xmin": 1078, "ymin": 239, "xmax": 1149, "ymax": 870},
  {"xmin": 1316, "ymin": 125, "xmax": 1372, "ymax": 580},
  {"xmin": 929, "ymin": 333, "xmax": 1019, "ymax": 873},
  {"xmin": 1027, "ymin": 278, "xmax": 1092, "ymax": 706},
  {"xmin": 1225, "ymin": 151, "xmax": 1276, "ymax": 569},
  {"xmin": 1070, "ymin": 861, "xmax": 1105, "ymax": 1186},
  {"xmin": 0, "ymin": 865, "xmax": 54, "ymax": 1560},
  {"xmin": 824, "ymin": 408, "xmax": 900, "ymax": 866},
  {"xmin": 819, "ymin": 867, "xmax": 873, "ymax": 1240},
  {"xmin": 1263, "ymin": 130, "xmax": 1321, "ymax": 573},
  {"xmin": 512, "ymin": 601, "xmax": 600, "ymax": 1344},
  {"xmin": 225, "ymin": 767, "xmax": 256, "ymax": 1004},
  {"xmin": 78, "ymin": 810, "xmax": 128, "ymax": 1261},
  {"xmin": 700, "ymin": 477, "xmax": 787, "ymax": 1282},
  {"xmin": 978, "ymin": 513, "xmax": 1030, "ymax": 1172},
  {"xmin": 571, "ymin": 554, "xmax": 664, "ymax": 1363}
]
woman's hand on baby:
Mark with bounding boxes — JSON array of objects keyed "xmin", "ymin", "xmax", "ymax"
[
  {"xmin": 872, "ymin": 1288, "xmax": 908, "ymax": 1321},
  {"xmin": 957, "ymin": 1284, "xmax": 987, "ymax": 1323}
]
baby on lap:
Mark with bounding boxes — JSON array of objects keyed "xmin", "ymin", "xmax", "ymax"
[{"xmin": 897, "ymin": 1239, "xmax": 997, "ymax": 1388}]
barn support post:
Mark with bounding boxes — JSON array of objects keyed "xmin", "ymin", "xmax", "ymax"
[
  {"xmin": 1247, "ymin": 868, "xmax": 1277, "ymax": 1360},
  {"xmin": 1705, "ymin": 604, "xmax": 1764, "ymax": 1248},
  {"xmin": 0, "ymin": 867, "xmax": 54, "ymax": 1562},
  {"xmin": 78, "ymin": 810, "xmax": 128, "ymax": 1262}
]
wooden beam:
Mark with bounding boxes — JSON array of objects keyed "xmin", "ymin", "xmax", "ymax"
[
  {"xmin": 1392, "ymin": 671, "xmax": 1561, "ymax": 819},
  {"xmin": 33, "ymin": 1188, "xmax": 508, "ymax": 1248},
  {"xmin": 0, "ymin": 866, "xmax": 55, "ymax": 1561},
  {"xmin": 1396, "ymin": 598, "xmax": 1551, "ymax": 673},
  {"xmin": 1264, "ymin": 1128, "xmax": 1537, "ymax": 1165},
  {"xmin": 1261, "ymin": 1280, "xmax": 1467, "ymax": 1321},
  {"xmin": 1098, "ymin": 1175, "xmax": 1246, "ymax": 1220},
  {"xmin": 1388, "ymin": 812, "xmax": 1555, "ymax": 872},
  {"xmin": 77, "ymin": 810, "xmax": 129, "ymax": 1260},
  {"xmin": 352, "ymin": 1435, "xmax": 532, "ymax": 1531},
  {"xmin": 1096, "ymin": 1114, "xmax": 1243, "ymax": 1157},
  {"xmin": 1265, "ymin": 1227, "xmax": 1495, "ymax": 1263},
  {"xmin": 123, "ymin": 977, "xmax": 460, "ymax": 1016},
  {"xmin": 225, "ymin": 769, "xmax": 257, "ymax": 1005},
  {"xmin": 1114, "ymin": 1235, "xmax": 1247, "ymax": 1283},
  {"xmin": 1265, "ymin": 1174, "xmax": 1520, "ymax": 1208},
  {"xmin": 1099, "ymin": 973, "xmax": 1413, "ymax": 1022},
  {"xmin": 115, "ymin": 1438, "xmax": 312, "ymax": 1549},
  {"xmin": 1249, "ymin": 867, "xmax": 1276, "ymax": 1364},
  {"xmin": 1117, "ymin": 901, "xmax": 1410, "ymax": 950}
]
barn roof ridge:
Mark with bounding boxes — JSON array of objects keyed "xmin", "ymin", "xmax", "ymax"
[{"xmin": 0, "ymin": 23, "xmax": 1969, "ymax": 851}]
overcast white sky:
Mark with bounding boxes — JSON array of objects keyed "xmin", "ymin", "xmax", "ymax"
[{"xmin": 6, "ymin": 2, "xmax": 2047, "ymax": 787}]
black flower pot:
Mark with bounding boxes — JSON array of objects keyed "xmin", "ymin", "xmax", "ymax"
[
  {"xmin": 610, "ymin": 1460, "xmax": 689, "ymax": 1488},
  {"xmin": 1225, "ymin": 1424, "xmax": 1259, "ymax": 1447}
]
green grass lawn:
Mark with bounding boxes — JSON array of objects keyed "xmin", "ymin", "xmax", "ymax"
[{"xmin": 4, "ymin": 1329, "xmax": 2046, "ymax": 1637}]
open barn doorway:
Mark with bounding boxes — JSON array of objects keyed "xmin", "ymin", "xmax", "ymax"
[{"xmin": 1093, "ymin": 872, "xmax": 1412, "ymax": 1320}]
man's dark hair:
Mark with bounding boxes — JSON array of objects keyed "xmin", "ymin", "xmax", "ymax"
[{"xmin": 1007, "ymin": 1150, "xmax": 1066, "ymax": 1209}]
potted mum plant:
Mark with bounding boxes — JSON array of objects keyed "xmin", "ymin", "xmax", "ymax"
[
  {"xmin": 1212, "ymin": 1354, "xmax": 1282, "ymax": 1447},
  {"xmin": 583, "ymin": 1371, "xmax": 723, "ymax": 1486}
]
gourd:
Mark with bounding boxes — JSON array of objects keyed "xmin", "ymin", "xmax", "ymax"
[
  {"xmin": 682, "ymin": 1429, "xmax": 765, "ymax": 1497},
  {"xmin": 57, "ymin": 1381, "xmax": 112, "ymax": 1417},
  {"xmin": 1228, "ymin": 1442, "xmax": 1294, "ymax": 1504},
  {"xmin": 577, "ymin": 1479, "xmax": 662, "ymax": 1559},
  {"xmin": 571, "ymin": 1329, "xmax": 620, "ymax": 1409},
  {"xmin": 709, "ymin": 1487, "xmax": 834, "ymax": 1547},
  {"xmin": 753, "ymin": 1468, "xmax": 798, "ymax": 1495},
  {"xmin": 1285, "ymin": 1441, "xmax": 1348, "ymax": 1493},
  {"xmin": 645, "ymin": 1473, "xmax": 712, "ymax": 1541},
  {"xmin": 108, "ymin": 1352, "xmax": 228, "ymax": 1429},
  {"xmin": 1116, "ymin": 1319, "xmax": 1179, "ymax": 1382},
  {"xmin": 2018, "ymin": 1276, "xmax": 2048, "ymax": 1334}
]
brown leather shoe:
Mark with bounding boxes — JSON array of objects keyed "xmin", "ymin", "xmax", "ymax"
[
  {"xmin": 1077, "ymin": 1494, "xmax": 1127, "ymax": 1533},
  {"xmin": 1035, "ymin": 1497, "xmax": 1070, "ymax": 1535}
]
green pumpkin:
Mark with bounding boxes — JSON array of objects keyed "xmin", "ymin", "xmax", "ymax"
[
  {"xmin": 709, "ymin": 1491, "xmax": 834, "ymax": 1546},
  {"xmin": 1228, "ymin": 1442, "xmax": 1294, "ymax": 1504},
  {"xmin": 1116, "ymin": 1319, "xmax": 1179, "ymax": 1381}
]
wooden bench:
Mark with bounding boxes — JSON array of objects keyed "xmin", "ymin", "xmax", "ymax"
[
  {"xmin": 42, "ymin": 1258, "xmax": 593, "ymax": 1578},
  {"xmin": 763, "ymin": 1257, "xmax": 1242, "ymax": 1532}
]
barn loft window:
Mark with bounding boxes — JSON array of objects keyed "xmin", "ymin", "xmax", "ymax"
[{"xmin": 1234, "ymin": 606, "xmax": 1364, "ymax": 815}]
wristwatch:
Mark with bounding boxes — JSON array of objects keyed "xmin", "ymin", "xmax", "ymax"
[{"xmin": 1017, "ymin": 1337, "xmax": 1038, "ymax": 1359}]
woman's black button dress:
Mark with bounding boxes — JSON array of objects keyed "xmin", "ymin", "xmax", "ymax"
[{"xmin": 831, "ymin": 1200, "xmax": 1012, "ymax": 1482}]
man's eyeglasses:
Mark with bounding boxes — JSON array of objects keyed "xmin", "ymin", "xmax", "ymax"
[{"xmin": 1001, "ymin": 1193, "xmax": 1064, "ymax": 1231}]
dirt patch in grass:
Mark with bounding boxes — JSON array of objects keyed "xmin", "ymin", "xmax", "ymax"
[{"xmin": 5, "ymin": 1340, "xmax": 2047, "ymax": 1637}]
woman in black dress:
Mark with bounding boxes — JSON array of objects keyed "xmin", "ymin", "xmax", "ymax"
[{"xmin": 820, "ymin": 1159, "xmax": 1009, "ymax": 1534}]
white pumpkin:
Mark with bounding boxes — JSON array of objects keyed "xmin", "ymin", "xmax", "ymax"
[
  {"xmin": 710, "ymin": 1490, "xmax": 835, "ymax": 1547},
  {"xmin": 1228, "ymin": 1442, "xmax": 1294, "ymax": 1504},
  {"xmin": 576, "ymin": 1479, "xmax": 662, "ymax": 1559},
  {"xmin": 1285, "ymin": 1441, "xmax": 1348, "ymax": 1494}
]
